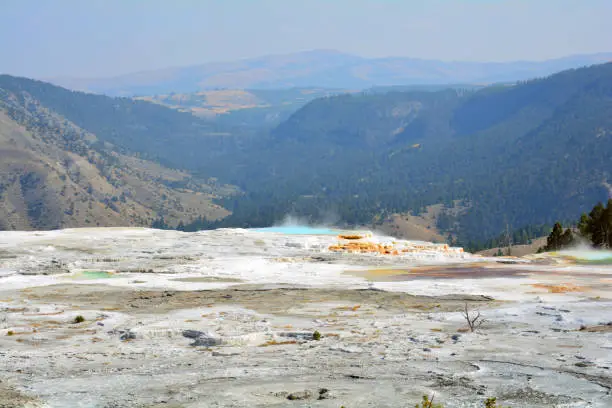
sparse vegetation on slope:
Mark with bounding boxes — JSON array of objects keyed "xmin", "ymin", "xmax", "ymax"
[
  {"xmin": 137, "ymin": 87, "xmax": 352, "ymax": 124},
  {"xmin": 0, "ymin": 76, "xmax": 233, "ymax": 230},
  {"xmin": 0, "ymin": 74, "xmax": 244, "ymax": 172}
]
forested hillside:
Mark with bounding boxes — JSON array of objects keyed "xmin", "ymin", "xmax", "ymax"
[
  {"xmin": 0, "ymin": 75, "xmax": 248, "ymax": 171},
  {"xmin": 1, "ymin": 63, "xmax": 611, "ymax": 243},
  {"xmin": 183, "ymin": 63, "xmax": 612, "ymax": 244}
]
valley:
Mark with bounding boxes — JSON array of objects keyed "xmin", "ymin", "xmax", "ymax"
[
  {"xmin": 2, "ymin": 62, "xmax": 611, "ymax": 246},
  {"xmin": 136, "ymin": 88, "xmax": 354, "ymax": 123},
  {"xmin": 177, "ymin": 62, "xmax": 612, "ymax": 247},
  {"xmin": 3, "ymin": 3, "xmax": 612, "ymax": 408}
]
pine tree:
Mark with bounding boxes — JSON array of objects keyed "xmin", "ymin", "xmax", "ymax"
[
  {"xmin": 590, "ymin": 202, "xmax": 606, "ymax": 247},
  {"xmin": 545, "ymin": 222, "xmax": 564, "ymax": 251},
  {"xmin": 605, "ymin": 199, "xmax": 612, "ymax": 248},
  {"xmin": 151, "ymin": 216, "xmax": 169, "ymax": 230},
  {"xmin": 579, "ymin": 201, "xmax": 612, "ymax": 248},
  {"xmin": 578, "ymin": 213, "xmax": 590, "ymax": 236},
  {"xmin": 560, "ymin": 228, "xmax": 574, "ymax": 247}
]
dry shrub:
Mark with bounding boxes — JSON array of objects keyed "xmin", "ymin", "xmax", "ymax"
[{"xmin": 259, "ymin": 340, "xmax": 297, "ymax": 347}]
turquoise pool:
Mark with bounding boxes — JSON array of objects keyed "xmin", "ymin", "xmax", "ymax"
[
  {"xmin": 64, "ymin": 271, "xmax": 118, "ymax": 280},
  {"xmin": 559, "ymin": 249, "xmax": 612, "ymax": 265}
]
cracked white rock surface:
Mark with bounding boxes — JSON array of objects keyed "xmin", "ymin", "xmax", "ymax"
[{"xmin": 0, "ymin": 227, "xmax": 611, "ymax": 407}]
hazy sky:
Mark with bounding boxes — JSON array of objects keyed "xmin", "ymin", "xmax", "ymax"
[{"xmin": 1, "ymin": 0, "xmax": 610, "ymax": 78}]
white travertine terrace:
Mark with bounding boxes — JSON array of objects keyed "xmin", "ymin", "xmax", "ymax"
[{"xmin": 0, "ymin": 227, "xmax": 611, "ymax": 407}]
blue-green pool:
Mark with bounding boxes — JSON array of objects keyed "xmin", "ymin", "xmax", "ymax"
[
  {"xmin": 65, "ymin": 271, "xmax": 118, "ymax": 280},
  {"xmin": 559, "ymin": 250, "xmax": 612, "ymax": 265}
]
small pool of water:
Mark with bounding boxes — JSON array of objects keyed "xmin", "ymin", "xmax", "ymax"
[
  {"xmin": 559, "ymin": 250, "xmax": 612, "ymax": 265},
  {"xmin": 66, "ymin": 271, "xmax": 118, "ymax": 280},
  {"xmin": 575, "ymin": 257, "xmax": 612, "ymax": 265},
  {"xmin": 253, "ymin": 226, "xmax": 339, "ymax": 235}
]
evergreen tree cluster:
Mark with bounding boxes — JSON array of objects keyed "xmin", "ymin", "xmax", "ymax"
[
  {"xmin": 541, "ymin": 199, "xmax": 612, "ymax": 252},
  {"xmin": 578, "ymin": 199, "xmax": 612, "ymax": 248},
  {"xmin": 541, "ymin": 222, "xmax": 575, "ymax": 252},
  {"xmin": 151, "ymin": 217, "xmax": 171, "ymax": 230}
]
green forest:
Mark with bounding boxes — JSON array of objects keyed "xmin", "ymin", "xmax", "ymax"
[
  {"xmin": 181, "ymin": 63, "xmax": 612, "ymax": 246},
  {"xmin": 2, "ymin": 62, "xmax": 611, "ymax": 244}
]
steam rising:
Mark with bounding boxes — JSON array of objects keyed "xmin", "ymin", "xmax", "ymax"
[{"xmin": 274, "ymin": 211, "xmax": 341, "ymax": 230}]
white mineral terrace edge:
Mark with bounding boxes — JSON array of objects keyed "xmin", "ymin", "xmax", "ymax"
[
  {"xmin": 1, "ymin": 227, "xmax": 611, "ymax": 407},
  {"xmin": 0, "ymin": 227, "xmax": 473, "ymax": 288},
  {"xmin": 0, "ymin": 227, "xmax": 610, "ymax": 301}
]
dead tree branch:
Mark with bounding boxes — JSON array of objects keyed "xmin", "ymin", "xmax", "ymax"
[{"xmin": 462, "ymin": 303, "xmax": 485, "ymax": 332}]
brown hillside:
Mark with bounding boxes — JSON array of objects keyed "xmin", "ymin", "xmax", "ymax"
[
  {"xmin": 0, "ymin": 89, "xmax": 231, "ymax": 230},
  {"xmin": 377, "ymin": 204, "xmax": 448, "ymax": 243}
]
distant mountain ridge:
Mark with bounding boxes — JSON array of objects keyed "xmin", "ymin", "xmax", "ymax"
[{"xmin": 47, "ymin": 50, "xmax": 612, "ymax": 96}]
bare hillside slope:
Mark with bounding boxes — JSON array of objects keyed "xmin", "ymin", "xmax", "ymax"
[{"xmin": 0, "ymin": 84, "xmax": 231, "ymax": 230}]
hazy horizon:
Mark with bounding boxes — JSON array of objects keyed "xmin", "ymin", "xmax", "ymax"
[
  {"xmin": 42, "ymin": 48, "xmax": 612, "ymax": 81},
  {"xmin": 1, "ymin": 0, "xmax": 611, "ymax": 79}
]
